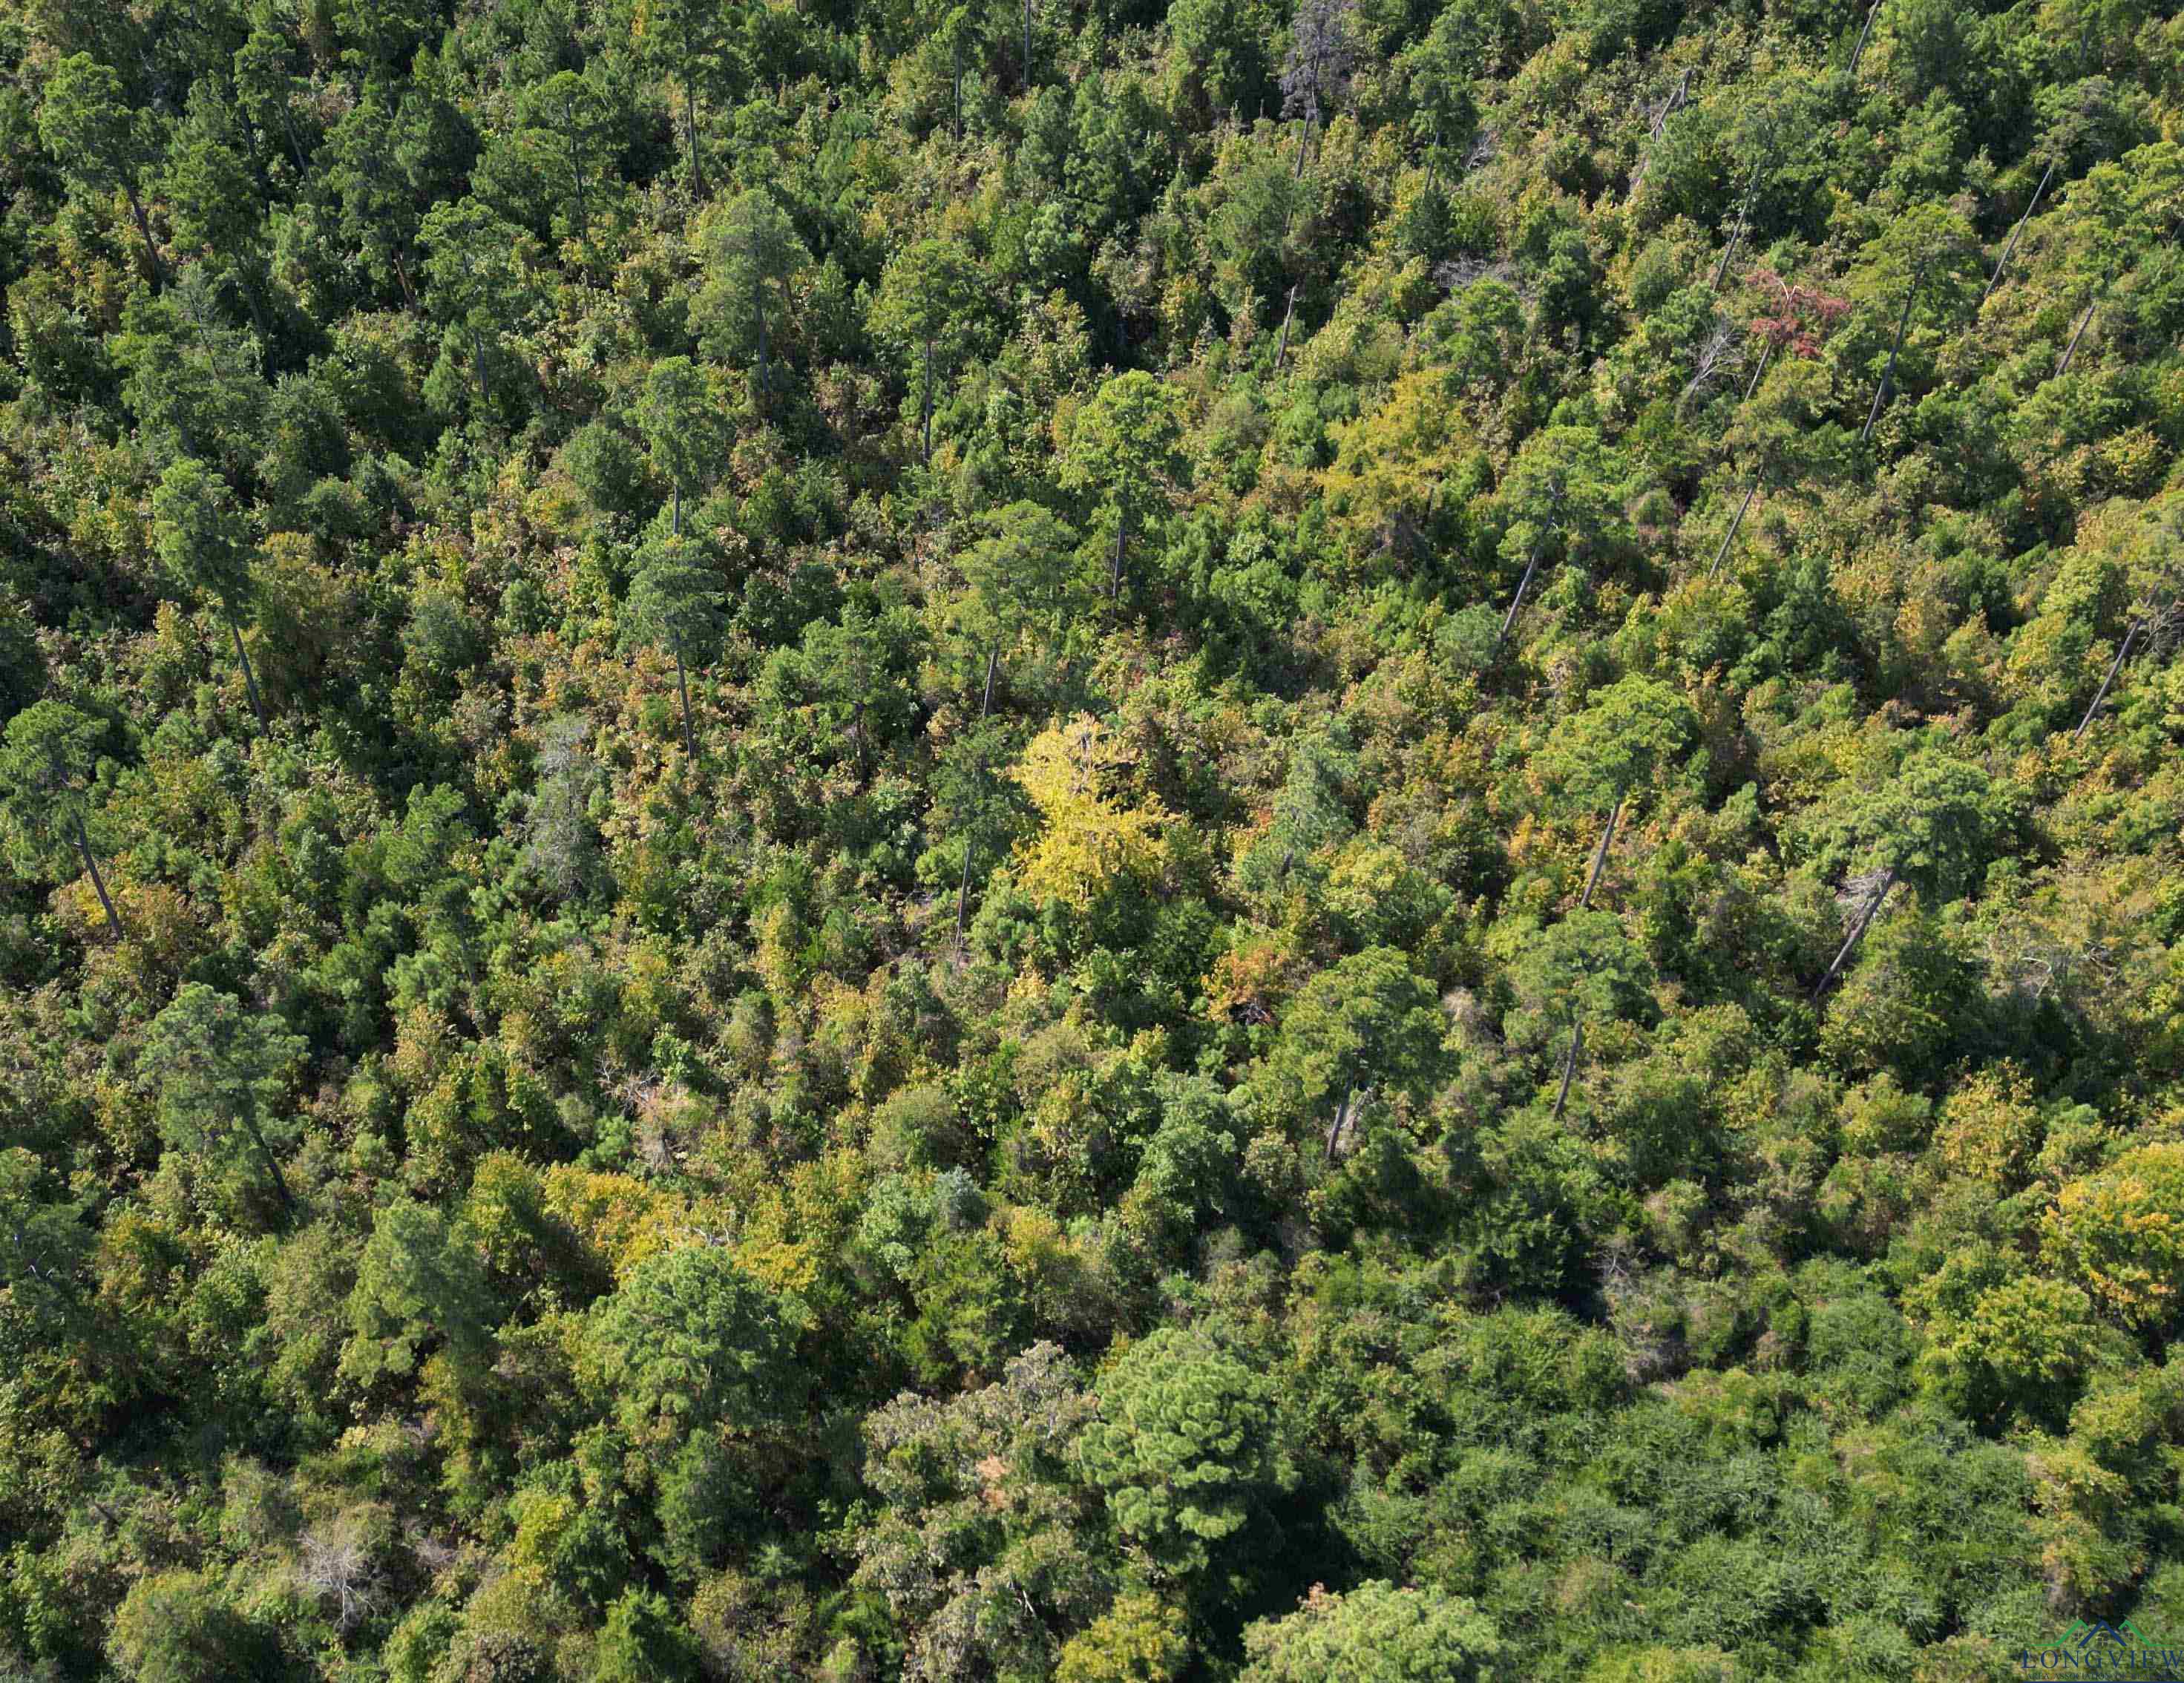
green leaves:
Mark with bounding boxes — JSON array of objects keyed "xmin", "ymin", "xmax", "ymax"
[
  {"xmin": 138, "ymin": 985, "xmax": 307, "ymax": 1225},
  {"xmin": 580, "ymin": 1244, "xmax": 807, "ymax": 1446},
  {"xmin": 1079, "ymin": 1328, "xmax": 1291, "ymax": 1583},
  {"xmin": 1240, "ymin": 1581, "xmax": 1503, "ymax": 1683}
]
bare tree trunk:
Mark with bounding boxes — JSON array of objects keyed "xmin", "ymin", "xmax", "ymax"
[
  {"xmin": 1325, "ymin": 1086, "xmax": 1356, "ymax": 1160},
  {"xmin": 1860, "ymin": 266, "xmax": 1922, "ymax": 443},
  {"xmin": 227, "ymin": 606, "xmax": 267, "ymax": 732},
  {"xmin": 2056, "ymin": 292, "xmax": 2099, "ymax": 377},
  {"xmin": 1710, "ymin": 163, "xmax": 1762, "ymax": 292},
  {"xmin": 1708, "ymin": 470, "xmax": 1762, "ymax": 580},
  {"xmin": 1848, "ymin": 0, "xmax": 1883, "ymax": 76},
  {"xmin": 123, "ymin": 184, "xmax": 165, "ymax": 288},
  {"xmin": 1982, "ymin": 155, "xmax": 2056, "ymax": 305},
  {"xmin": 672, "ymin": 484, "xmax": 681, "ymax": 537},
  {"xmin": 1552, "ymin": 1017, "xmax": 1583, "ymax": 1121},
  {"xmin": 672, "ymin": 640, "xmax": 696, "ymax": 764},
  {"xmin": 1741, "ymin": 333, "xmax": 1774, "ymax": 403},
  {"xmin": 1272, "ymin": 283, "xmax": 1299, "ymax": 375},
  {"xmin": 921, "ymin": 338, "xmax": 935, "ymax": 464},
  {"xmin": 240, "ymin": 1109, "xmax": 296, "ymax": 1219},
  {"xmin": 2073, "ymin": 620, "xmax": 2139, "ymax": 741},
  {"xmin": 72, "ymin": 814, "xmax": 122, "ymax": 942},
  {"xmin": 1494, "ymin": 496, "xmax": 1563, "ymax": 653},
  {"xmin": 755, "ymin": 289, "xmax": 769, "ymax": 400},
  {"xmin": 1811, "ymin": 864, "xmax": 1898, "ymax": 1003},
  {"xmin": 954, "ymin": 645, "xmax": 1001, "ymax": 948},
  {"xmin": 1581, "ymin": 798, "xmax": 1620, "ymax": 909}
]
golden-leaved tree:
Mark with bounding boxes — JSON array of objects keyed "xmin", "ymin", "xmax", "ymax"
[{"xmin": 1012, "ymin": 715, "xmax": 1173, "ymax": 913}]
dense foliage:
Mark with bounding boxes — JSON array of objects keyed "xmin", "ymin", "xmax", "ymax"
[{"xmin": 2, "ymin": 0, "xmax": 2183, "ymax": 1676}]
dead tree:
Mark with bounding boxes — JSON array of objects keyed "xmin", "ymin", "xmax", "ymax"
[{"xmin": 1811, "ymin": 863, "xmax": 1898, "ymax": 1003}]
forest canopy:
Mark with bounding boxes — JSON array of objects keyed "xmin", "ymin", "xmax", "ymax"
[{"xmin": 2, "ymin": 0, "xmax": 2184, "ymax": 1676}]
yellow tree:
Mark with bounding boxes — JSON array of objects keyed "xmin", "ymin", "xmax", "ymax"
[{"xmin": 1012, "ymin": 715, "xmax": 1172, "ymax": 912}]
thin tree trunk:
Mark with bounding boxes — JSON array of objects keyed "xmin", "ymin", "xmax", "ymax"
[
  {"xmin": 1981, "ymin": 154, "xmax": 2055, "ymax": 304},
  {"xmin": 1552, "ymin": 1017, "xmax": 1583, "ymax": 1121},
  {"xmin": 921, "ymin": 338, "xmax": 935, "ymax": 464},
  {"xmin": 672, "ymin": 640, "xmax": 696, "ymax": 764},
  {"xmin": 1860, "ymin": 266, "xmax": 1922, "ymax": 442},
  {"xmin": 124, "ymin": 184, "xmax": 165, "ymax": 288},
  {"xmin": 1023, "ymin": 0, "xmax": 1032, "ymax": 83},
  {"xmin": 954, "ymin": 644, "xmax": 1001, "ymax": 947},
  {"xmin": 1325, "ymin": 1086, "xmax": 1355, "ymax": 1160},
  {"xmin": 470, "ymin": 326, "xmax": 491, "ymax": 407},
  {"xmin": 683, "ymin": 37, "xmax": 704, "ymax": 193},
  {"xmin": 1848, "ymin": 0, "xmax": 1882, "ymax": 75},
  {"xmin": 672, "ymin": 485, "xmax": 682, "ymax": 537},
  {"xmin": 2056, "ymin": 292, "xmax": 2099, "ymax": 377},
  {"xmin": 1494, "ymin": 498, "xmax": 1562, "ymax": 653},
  {"xmin": 1708, "ymin": 470, "xmax": 1762, "ymax": 580},
  {"xmin": 392, "ymin": 246, "xmax": 417, "ymax": 312},
  {"xmin": 72, "ymin": 814, "xmax": 122, "ymax": 942},
  {"xmin": 1710, "ymin": 163, "xmax": 1762, "ymax": 292},
  {"xmin": 1811, "ymin": 864, "xmax": 1898, "ymax": 1003},
  {"xmin": 1581, "ymin": 798, "xmax": 1620, "ymax": 910},
  {"xmin": 2073, "ymin": 620, "xmax": 2139, "ymax": 741},
  {"xmin": 1742, "ymin": 333, "xmax": 1774, "ymax": 403},
  {"xmin": 755, "ymin": 290, "xmax": 768, "ymax": 399},
  {"xmin": 240, "ymin": 1110, "xmax": 296, "ymax": 1218},
  {"xmin": 1109, "ymin": 511, "xmax": 1128, "ymax": 603},
  {"xmin": 227, "ymin": 607, "xmax": 267, "ymax": 731},
  {"xmin": 1292, "ymin": 114, "xmax": 1312, "ymax": 179},
  {"xmin": 1273, "ymin": 283, "xmax": 1299, "ymax": 375}
]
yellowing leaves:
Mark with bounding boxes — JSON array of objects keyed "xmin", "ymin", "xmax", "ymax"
[
  {"xmin": 2042, "ymin": 1141, "xmax": 2184, "ymax": 1326},
  {"xmin": 542, "ymin": 1164, "xmax": 690, "ymax": 1283},
  {"xmin": 1013, "ymin": 715, "xmax": 1173, "ymax": 912}
]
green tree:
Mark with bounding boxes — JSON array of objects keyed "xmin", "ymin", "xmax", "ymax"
[
  {"xmin": 1059, "ymin": 372, "xmax": 1190, "ymax": 606},
  {"xmin": 0, "ymin": 701, "xmax": 122, "ymax": 940},
  {"xmin": 514, "ymin": 70, "xmax": 618, "ymax": 245},
  {"xmin": 340, "ymin": 1200, "xmax": 495, "ymax": 1394},
  {"xmin": 951, "ymin": 501, "xmax": 1091, "ymax": 700},
  {"xmin": 1080, "ymin": 1328, "xmax": 1291, "ymax": 1586},
  {"xmin": 38, "ymin": 54, "xmax": 165, "ymax": 284},
  {"xmin": 1492, "ymin": 424, "xmax": 1629, "ymax": 650},
  {"xmin": 1534, "ymin": 675, "xmax": 1699, "ymax": 904},
  {"xmin": 1798, "ymin": 747, "xmax": 2008, "ymax": 1000},
  {"xmin": 108, "ymin": 1570, "xmax": 286, "ymax": 1682},
  {"xmin": 698, "ymin": 189, "xmax": 810, "ymax": 401},
  {"xmin": 595, "ymin": 1588, "xmax": 703, "ymax": 1683},
  {"xmin": 871, "ymin": 237, "xmax": 983, "ymax": 464},
  {"xmin": 1258, "ymin": 947, "xmax": 1449, "ymax": 1159},
  {"xmin": 581, "ymin": 1244, "xmax": 807, "ymax": 1448},
  {"xmin": 1503, "ymin": 908, "xmax": 1656, "ymax": 1121},
  {"xmin": 642, "ymin": 0, "xmax": 732, "ymax": 192},
  {"xmin": 1239, "ymin": 1581, "xmax": 1502, "ymax": 1682},
  {"xmin": 635, "ymin": 357, "xmax": 724, "ymax": 535},
  {"xmin": 151, "ymin": 456, "xmax": 267, "ymax": 732},
  {"xmin": 139, "ymin": 985, "xmax": 307, "ymax": 1225},
  {"xmin": 419, "ymin": 197, "xmax": 540, "ymax": 414},
  {"xmin": 621, "ymin": 535, "xmax": 726, "ymax": 765}
]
